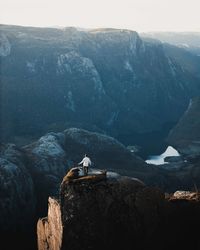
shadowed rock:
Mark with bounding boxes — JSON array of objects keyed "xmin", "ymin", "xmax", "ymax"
[{"xmin": 37, "ymin": 173, "xmax": 200, "ymax": 250}]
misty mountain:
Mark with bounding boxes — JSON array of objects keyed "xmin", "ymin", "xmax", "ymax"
[
  {"xmin": 168, "ymin": 97, "xmax": 200, "ymax": 155},
  {"xmin": 141, "ymin": 32, "xmax": 200, "ymax": 55},
  {"xmin": 1, "ymin": 25, "xmax": 200, "ymax": 155}
]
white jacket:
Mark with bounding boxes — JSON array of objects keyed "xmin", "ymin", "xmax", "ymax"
[{"xmin": 79, "ymin": 157, "xmax": 92, "ymax": 167}]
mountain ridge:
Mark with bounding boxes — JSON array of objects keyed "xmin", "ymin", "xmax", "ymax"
[{"xmin": 1, "ymin": 24, "xmax": 200, "ymax": 155}]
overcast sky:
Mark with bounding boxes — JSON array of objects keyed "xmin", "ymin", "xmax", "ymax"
[{"xmin": 1, "ymin": 0, "xmax": 200, "ymax": 32}]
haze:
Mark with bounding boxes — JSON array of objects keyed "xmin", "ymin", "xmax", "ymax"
[{"xmin": 1, "ymin": 0, "xmax": 200, "ymax": 32}]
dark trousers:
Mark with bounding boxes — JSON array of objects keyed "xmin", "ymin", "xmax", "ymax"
[{"xmin": 83, "ymin": 166, "xmax": 88, "ymax": 175}]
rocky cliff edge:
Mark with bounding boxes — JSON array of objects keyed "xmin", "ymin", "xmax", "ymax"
[{"xmin": 37, "ymin": 172, "xmax": 200, "ymax": 250}]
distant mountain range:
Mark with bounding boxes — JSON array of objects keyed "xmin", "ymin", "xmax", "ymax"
[
  {"xmin": 0, "ymin": 25, "xmax": 200, "ymax": 155},
  {"xmin": 141, "ymin": 31, "xmax": 200, "ymax": 55}
]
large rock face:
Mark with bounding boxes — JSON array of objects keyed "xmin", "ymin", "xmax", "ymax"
[
  {"xmin": 0, "ymin": 128, "xmax": 149, "ymax": 223},
  {"xmin": 38, "ymin": 175, "xmax": 163, "ymax": 250},
  {"xmin": 37, "ymin": 174, "xmax": 200, "ymax": 250},
  {"xmin": 167, "ymin": 97, "xmax": 200, "ymax": 155},
  {"xmin": 22, "ymin": 128, "xmax": 156, "ymax": 214},
  {"xmin": 0, "ymin": 143, "xmax": 36, "ymax": 231},
  {"xmin": 63, "ymin": 128, "xmax": 146, "ymax": 170},
  {"xmin": 37, "ymin": 197, "xmax": 63, "ymax": 250},
  {"xmin": 1, "ymin": 127, "xmax": 200, "ymax": 249},
  {"xmin": 0, "ymin": 143, "xmax": 37, "ymax": 250},
  {"xmin": 23, "ymin": 132, "xmax": 68, "ymax": 215},
  {"xmin": 1, "ymin": 25, "xmax": 200, "ymax": 151},
  {"xmin": 166, "ymin": 97, "xmax": 200, "ymax": 190},
  {"xmin": 0, "ymin": 128, "xmax": 145, "ymax": 250}
]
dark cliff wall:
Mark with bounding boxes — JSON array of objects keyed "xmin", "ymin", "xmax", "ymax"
[
  {"xmin": 168, "ymin": 97, "xmax": 200, "ymax": 155},
  {"xmin": 37, "ymin": 175, "xmax": 200, "ymax": 250},
  {"xmin": 1, "ymin": 25, "xmax": 200, "ymax": 151}
]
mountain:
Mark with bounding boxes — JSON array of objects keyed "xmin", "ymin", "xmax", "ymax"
[
  {"xmin": 1, "ymin": 25, "xmax": 200, "ymax": 156},
  {"xmin": 141, "ymin": 32, "xmax": 200, "ymax": 55},
  {"xmin": 0, "ymin": 129, "xmax": 148, "ymax": 222},
  {"xmin": 37, "ymin": 173, "xmax": 200, "ymax": 250},
  {"xmin": 0, "ymin": 143, "xmax": 37, "ymax": 250},
  {"xmin": 0, "ymin": 128, "xmax": 148, "ymax": 249},
  {"xmin": 1, "ymin": 127, "xmax": 200, "ymax": 249},
  {"xmin": 167, "ymin": 97, "xmax": 200, "ymax": 155},
  {"xmin": 22, "ymin": 128, "xmax": 149, "ymax": 213}
]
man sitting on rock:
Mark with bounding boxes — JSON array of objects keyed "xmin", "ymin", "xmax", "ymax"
[{"xmin": 78, "ymin": 154, "xmax": 92, "ymax": 175}]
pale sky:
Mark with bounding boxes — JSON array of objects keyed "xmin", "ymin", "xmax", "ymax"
[{"xmin": 1, "ymin": 0, "xmax": 200, "ymax": 32}]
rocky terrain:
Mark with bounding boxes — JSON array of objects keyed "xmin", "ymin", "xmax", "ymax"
[
  {"xmin": 0, "ymin": 127, "xmax": 200, "ymax": 249},
  {"xmin": 37, "ymin": 173, "xmax": 200, "ymax": 250},
  {"xmin": 162, "ymin": 96, "xmax": 200, "ymax": 194},
  {"xmin": 168, "ymin": 97, "xmax": 200, "ymax": 155},
  {"xmin": 0, "ymin": 143, "xmax": 36, "ymax": 249},
  {"xmin": 1, "ymin": 24, "xmax": 200, "ymax": 250},
  {"xmin": 0, "ymin": 128, "xmax": 150, "ymax": 249},
  {"xmin": 1, "ymin": 25, "xmax": 200, "ymax": 155}
]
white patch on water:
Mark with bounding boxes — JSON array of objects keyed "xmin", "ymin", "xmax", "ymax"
[{"xmin": 145, "ymin": 146, "xmax": 180, "ymax": 165}]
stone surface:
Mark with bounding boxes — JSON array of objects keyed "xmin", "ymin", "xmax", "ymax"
[
  {"xmin": 168, "ymin": 97, "xmax": 200, "ymax": 155},
  {"xmin": 0, "ymin": 143, "xmax": 36, "ymax": 231},
  {"xmin": 37, "ymin": 174, "xmax": 200, "ymax": 250},
  {"xmin": 1, "ymin": 25, "xmax": 200, "ymax": 149},
  {"xmin": 37, "ymin": 197, "xmax": 63, "ymax": 250}
]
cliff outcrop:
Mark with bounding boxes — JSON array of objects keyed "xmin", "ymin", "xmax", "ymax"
[{"xmin": 37, "ymin": 173, "xmax": 200, "ymax": 250}]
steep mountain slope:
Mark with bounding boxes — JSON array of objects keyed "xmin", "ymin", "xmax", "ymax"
[
  {"xmin": 0, "ymin": 143, "xmax": 37, "ymax": 250},
  {"xmin": 1, "ymin": 25, "xmax": 200, "ymax": 152},
  {"xmin": 0, "ymin": 143, "xmax": 36, "ymax": 230},
  {"xmin": 167, "ymin": 97, "xmax": 200, "ymax": 154}
]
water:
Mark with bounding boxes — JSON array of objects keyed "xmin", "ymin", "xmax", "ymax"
[{"xmin": 145, "ymin": 146, "xmax": 180, "ymax": 165}]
